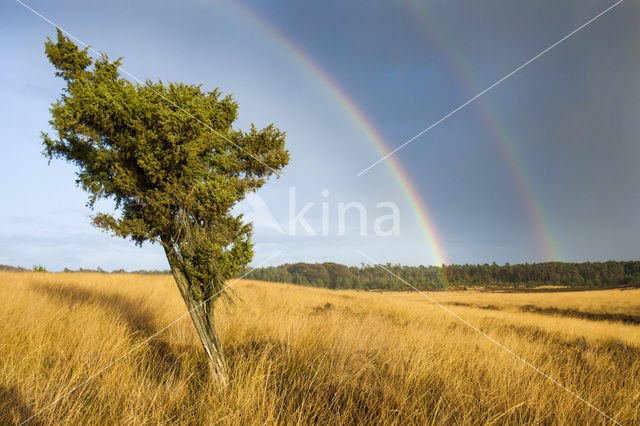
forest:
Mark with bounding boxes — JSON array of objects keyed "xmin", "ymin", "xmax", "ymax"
[
  {"xmin": 249, "ymin": 260, "xmax": 640, "ymax": 290},
  {"xmin": 5, "ymin": 260, "xmax": 640, "ymax": 290}
]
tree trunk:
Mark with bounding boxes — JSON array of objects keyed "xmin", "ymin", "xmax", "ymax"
[{"xmin": 163, "ymin": 245, "xmax": 228, "ymax": 387}]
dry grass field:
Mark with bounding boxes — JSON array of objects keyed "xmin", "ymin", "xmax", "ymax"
[{"xmin": 0, "ymin": 271, "xmax": 638, "ymax": 425}]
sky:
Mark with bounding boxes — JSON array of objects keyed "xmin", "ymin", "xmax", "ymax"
[{"xmin": 1, "ymin": 0, "xmax": 639, "ymax": 271}]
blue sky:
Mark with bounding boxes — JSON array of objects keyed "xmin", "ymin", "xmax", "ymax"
[{"xmin": 1, "ymin": 0, "xmax": 639, "ymax": 270}]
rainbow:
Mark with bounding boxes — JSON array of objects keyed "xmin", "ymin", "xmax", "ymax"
[
  {"xmin": 221, "ymin": 1, "xmax": 563, "ymax": 265},
  {"xmin": 222, "ymin": 1, "xmax": 450, "ymax": 266},
  {"xmin": 403, "ymin": 0, "xmax": 561, "ymax": 261},
  {"xmin": 224, "ymin": 2, "xmax": 562, "ymax": 263}
]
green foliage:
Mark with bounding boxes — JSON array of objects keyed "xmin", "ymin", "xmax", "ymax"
[
  {"xmin": 32, "ymin": 265, "xmax": 47, "ymax": 272},
  {"xmin": 441, "ymin": 260, "xmax": 640, "ymax": 288},
  {"xmin": 251, "ymin": 262, "xmax": 444, "ymax": 291},
  {"xmin": 42, "ymin": 29, "xmax": 289, "ymax": 301},
  {"xmin": 251, "ymin": 260, "xmax": 640, "ymax": 290}
]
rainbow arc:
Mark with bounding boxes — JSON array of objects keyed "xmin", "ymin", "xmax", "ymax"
[{"xmin": 221, "ymin": 1, "xmax": 563, "ymax": 265}]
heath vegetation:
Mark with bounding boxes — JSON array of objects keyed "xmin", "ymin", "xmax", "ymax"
[{"xmin": 1, "ymin": 271, "xmax": 638, "ymax": 425}]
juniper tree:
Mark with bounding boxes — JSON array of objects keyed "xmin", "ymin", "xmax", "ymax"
[{"xmin": 42, "ymin": 30, "xmax": 289, "ymax": 385}]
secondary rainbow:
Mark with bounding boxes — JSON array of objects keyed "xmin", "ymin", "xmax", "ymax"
[
  {"xmin": 403, "ymin": 0, "xmax": 561, "ymax": 261},
  {"xmin": 223, "ymin": 1, "xmax": 449, "ymax": 265}
]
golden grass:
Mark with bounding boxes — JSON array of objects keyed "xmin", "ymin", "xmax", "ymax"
[{"xmin": 1, "ymin": 271, "xmax": 638, "ymax": 425}]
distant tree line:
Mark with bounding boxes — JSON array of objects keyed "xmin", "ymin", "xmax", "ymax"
[
  {"xmin": 0, "ymin": 265, "xmax": 28, "ymax": 272},
  {"xmin": 249, "ymin": 262, "xmax": 444, "ymax": 291},
  {"xmin": 66, "ymin": 267, "xmax": 171, "ymax": 275},
  {"xmin": 249, "ymin": 261, "xmax": 640, "ymax": 290},
  {"xmin": 0, "ymin": 264, "xmax": 170, "ymax": 274},
  {"xmin": 4, "ymin": 261, "xmax": 640, "ymax": 290}
]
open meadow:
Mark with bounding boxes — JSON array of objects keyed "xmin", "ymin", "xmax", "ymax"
[{"xmin": 1, "ymin": 271, "xmax": 639, "ymax": 425}]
